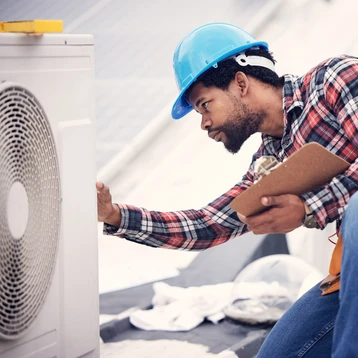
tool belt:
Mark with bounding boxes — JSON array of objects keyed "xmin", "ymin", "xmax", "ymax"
[{"xmin": 320, "ymin": 233, "xmax": 342, "ymax": 295}]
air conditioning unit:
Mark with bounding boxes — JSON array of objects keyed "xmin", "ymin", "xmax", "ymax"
[{"xmin": 0, "ymin": 33, "xmax": 99, "ymax": 357}]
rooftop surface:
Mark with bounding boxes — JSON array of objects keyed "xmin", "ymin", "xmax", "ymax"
[
  {"xmin": 2, "ymin": 0, "xmax": 358, "ymax": 356},
  {"xmin": 100, "ymin": 0, "xmax": 358, "ymax": 354}
]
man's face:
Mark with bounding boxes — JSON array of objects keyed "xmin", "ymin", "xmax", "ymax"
[{"xmin": 188, "ymin": 82, "xmax": 266, "ymax": 154}]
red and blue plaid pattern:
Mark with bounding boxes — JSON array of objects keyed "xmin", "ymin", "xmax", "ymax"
[{"xmin": 105, "ymin": 55, "xmax": 358, "ymax": 249}]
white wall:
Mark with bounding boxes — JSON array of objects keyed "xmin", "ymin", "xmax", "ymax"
[{"xmin": 99, "ymin": 0, "xmax": 358, "ymax": 292}]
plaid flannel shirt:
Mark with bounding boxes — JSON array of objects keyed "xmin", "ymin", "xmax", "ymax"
[{"xmin": 104, "ymin": 55, "xmax": 358, "ymax": 250}]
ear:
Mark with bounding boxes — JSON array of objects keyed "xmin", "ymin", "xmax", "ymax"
[{"xmin": 234, "ymin": 72, "xmax": 249, "ymax": 97}]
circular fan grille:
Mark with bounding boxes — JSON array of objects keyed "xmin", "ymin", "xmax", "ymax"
[{"xmin": 0, "ymin": 82, "xmax": 61, "ymax": 340}]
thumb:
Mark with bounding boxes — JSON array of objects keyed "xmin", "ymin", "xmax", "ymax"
[{"xmin": 261, "ymin": 195, "xmax": 284, "ymax": 207}]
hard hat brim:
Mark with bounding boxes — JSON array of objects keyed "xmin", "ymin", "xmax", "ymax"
[{"xmin": 171, "ymin": 41, "xmax": 269, "ymax": 120}]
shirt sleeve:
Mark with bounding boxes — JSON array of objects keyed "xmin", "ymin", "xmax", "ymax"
[
  {"xmin": 301, "ymin": 57, "xmax": 358, "ymax": 229},
  {"xmin": 103, "ymin": 160, "xmax": 258, "ymax": 251}
]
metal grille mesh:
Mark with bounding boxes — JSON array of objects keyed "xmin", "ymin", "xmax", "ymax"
[{"xmin": 0, "ymin": 82, "xmax": 61, "ymax": 340}]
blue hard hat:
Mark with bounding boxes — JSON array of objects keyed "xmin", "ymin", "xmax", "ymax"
[{"xmin": 171, "ymin": 22, "xmax": 269, "ymax": 119}]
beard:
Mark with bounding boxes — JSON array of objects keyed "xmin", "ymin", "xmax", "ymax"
[{"xmin": 210, "ymin": 103, "xmax": 265, "ymax": 154}]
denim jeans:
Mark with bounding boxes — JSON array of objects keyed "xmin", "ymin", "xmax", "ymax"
[{"xmin": 257, "ymin": 192, "xmax": 358, "ymax": 358}]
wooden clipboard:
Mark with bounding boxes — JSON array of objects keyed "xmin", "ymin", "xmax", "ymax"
[{"xmin": 230, "ymin": 143, "xmax": 350, "ymax": 217}]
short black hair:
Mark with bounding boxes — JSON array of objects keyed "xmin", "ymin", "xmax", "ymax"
[{"xmin": 185, "ymin": 47, "xmax": 284, "ymax": 99}]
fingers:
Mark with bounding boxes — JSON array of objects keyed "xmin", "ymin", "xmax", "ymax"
[
  {"xmin": 96, "ymin": 181, "xmax": 110, "ymax": 196},
  {"xmin": 241, "ymin": 210, "xmax": 274, "ymax": 231},
  {"xmin": 96, "ymin": 181, "xmax": 104, "ymax": 190},
  {"xmin": 237, "ymin": 213, "xmax": 247, "ymax": 223},
  {"xmin": 236, "ymin": 194, "xmax": 306, "ymax": 234},
  {"xmin": 96, "ymin": 181, "xmax": 112, "ymax": 205},
  {"xmin": 96, "ymin": 181, "xmax": 115, "ymax": 223}
]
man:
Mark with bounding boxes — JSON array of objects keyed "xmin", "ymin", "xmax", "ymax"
[{"xmin": 97, "ymin": 23, "xmax": 358, "ymax": 357}]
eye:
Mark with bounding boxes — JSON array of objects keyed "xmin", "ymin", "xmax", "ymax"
[{"xmin": 202, "ymin": 101, "xmax": 209, "ymax": 110}]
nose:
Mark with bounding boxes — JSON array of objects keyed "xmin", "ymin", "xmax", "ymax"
[{"xmin": 201, "ymin": 115, "xmax": 212, "ymax": 131}]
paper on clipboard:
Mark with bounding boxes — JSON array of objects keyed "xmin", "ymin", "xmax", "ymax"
[{"xmin": 230, "ymin": 143, "xmax": 350, "ymax": 217}]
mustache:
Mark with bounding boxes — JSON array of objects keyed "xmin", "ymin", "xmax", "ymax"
[{"xmin": 208, "ymin": 125, "xmax": 225, "ymax": 134}]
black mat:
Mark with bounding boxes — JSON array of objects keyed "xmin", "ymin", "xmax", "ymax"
[
  {"xmin": 100, "ymin": 233, "xmax": 289, "ymax": 315},
  {"xmin": 100, "ymin": 233, "xmax": 289, "ymax": 357}
]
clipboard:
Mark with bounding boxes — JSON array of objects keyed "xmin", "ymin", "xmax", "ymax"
[{"xmin": 230, "ymin": 143, "xmax": 350, "ymax": 217}]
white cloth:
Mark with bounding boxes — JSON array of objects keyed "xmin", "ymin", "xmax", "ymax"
[{"xmin": 129, "ymin": 282, "xmax": 234, "ymax": 331}]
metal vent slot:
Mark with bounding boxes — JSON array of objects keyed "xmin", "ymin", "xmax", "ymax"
[{"xmin": 0, "ymin": 83, "xmax": 61, "ymax": 340}]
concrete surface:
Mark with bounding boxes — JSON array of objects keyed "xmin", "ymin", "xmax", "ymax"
[{"xmin": 98, "ymin": 0, "xmax": 358, "ymax": 356}]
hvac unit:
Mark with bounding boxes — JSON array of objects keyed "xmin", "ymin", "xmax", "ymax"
[{"xmin": 0, "ymin": 33, "xmax": 99, "ymax": 357}]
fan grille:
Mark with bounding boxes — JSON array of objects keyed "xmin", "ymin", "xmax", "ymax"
[{"xmin": 0, "ymin": 83, "xmax": 61, "ymax": 340}]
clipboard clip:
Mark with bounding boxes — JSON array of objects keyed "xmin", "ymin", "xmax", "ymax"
[{"xmin": 254, "ymin": 156, "xmax": 280, "ymax": 182}]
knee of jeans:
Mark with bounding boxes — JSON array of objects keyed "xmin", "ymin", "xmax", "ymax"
[
  {"xmin": 348, "ymin": 191, "xmax": 358, "ymax": 211},
  {"xmin": 341, "ymin": 192, "xmax": 358, "ymax": 242}
]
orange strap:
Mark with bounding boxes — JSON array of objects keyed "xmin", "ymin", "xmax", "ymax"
[{"xmin": 320, "ymin": 233, "xmax": 342, "ymax": 295}]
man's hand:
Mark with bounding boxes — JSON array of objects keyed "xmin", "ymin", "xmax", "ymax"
[
  {"xmin": 238, "ymin": 194, "xmax": 306, "ymax": 234},
  {"xmin": 96, "ymin": 181, "xmax": 121, "ymax": 227}
]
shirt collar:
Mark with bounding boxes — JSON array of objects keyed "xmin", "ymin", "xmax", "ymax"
[
  {"xmin": 261, "ymin": 74, "xmax": 303, "ymax": 156},
  {"xmin": 282, "ymin": 74, "xmax": 304, "ymax": 115}
]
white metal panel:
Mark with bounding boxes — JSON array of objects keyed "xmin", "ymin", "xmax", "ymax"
[
  {"xmin": 0, "ymin": 33, "xmax": 94, "ymax": 46},
  {"xmin": 58, "ymin": 119, "xmax": 98, "ymax": 358},
  {"xmin": 0, "ymin": 33, "xmax": 99, "ymax": 358}
]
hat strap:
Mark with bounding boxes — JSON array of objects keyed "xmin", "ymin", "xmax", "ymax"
[{"xmin": 233, "ymin": 53, "xmax": 275, "ymax": 72}]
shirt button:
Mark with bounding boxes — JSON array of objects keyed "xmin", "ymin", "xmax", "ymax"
[{"xmin": 282, "ymin": 137, "xmax": 290, "ymax": 147}]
